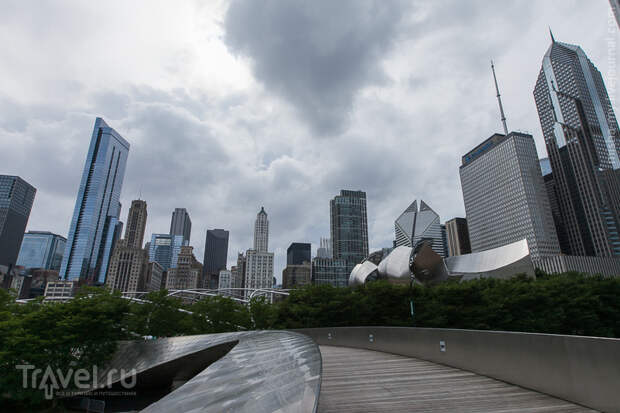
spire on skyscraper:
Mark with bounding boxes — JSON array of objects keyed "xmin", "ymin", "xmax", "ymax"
[
  {"xmin": 549, "ymin": 26, "xmax": 555, "ymax": 43},
  {"xmin": 491, "ymin": 60, "xmax": 508, "ymax": 135}
]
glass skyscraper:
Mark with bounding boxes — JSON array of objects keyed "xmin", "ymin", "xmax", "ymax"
[
  {"xmin": 287, "ymin": 242, "xmax": 311, "ymax": 265},
  {"xmin": 330, "ymin": 190, "xmax": 368, "ymax": 273},
  {"xmin": 170, "ymin": 208, "xmax": 192, "ymax": 245},
  {"xmin": 0, "ymin": 175, "xmax": 36, "ymax": 268},
  {"xmin": 534, "ymin": 37, "xmax": 620, "ymax": 257},
  {"xmin": 149, "ymin": 233, "xmax": 185, "ymax": 271},
  {"xmin": 17, "ymin": 231, "xmax": 66, "ymax": 271},
  {"xmin": 59, "ymin": 118, "xmax": 130, "ymax": 283}
]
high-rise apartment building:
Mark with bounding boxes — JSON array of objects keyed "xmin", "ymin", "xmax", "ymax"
[
  {"xmin": 330, "ymin": 190, "xmax": 368, "ymax": 271},
  {"xmin": 254, "ymin": 207, "xmax": 269, "ymax": 252},
  {"xmin": 170, "ymin": 208, "xmax": 191, "ymax": 245},
  {"xmin": 394, "ymin": 199, "xmax": 446, "ymax": 257},
  {"xmin": 444, "ymin": 218, "xmax": 471, "ymax": 257},
  {"xmin": 203, "ymin": 229, "xmax": 229, "ymax": 288},
  {"xmin": 534, "ymin": 36, "xmax": 620, "ymax": 257},
  {"xmin": 17, "ymin": 231, "xmax": 66, "ymax": 271},
  {"xmin": 0, "ymin": 175, "xmax": 36, "ymax": 268},
  {"xmin": 148, "ymin": 233, "xmax": 185, "ymax": 271},
  {"xmin": 460, "ymin": 132, "xmax": 561, "ymax": 258},
  {"xmin": 287, "ymin": 242, "xmax": 311, "ymax": 265},
  {"xmin": 60, "ymin": 118, "xmax": 129, "ymax": 283},
  {"xmin": 244, "ymin": 207, "xmax": 274, "ymax": 298},
  {"xmin": 106, "ymin": 200, "xmax": 149, "ymax": 292}
]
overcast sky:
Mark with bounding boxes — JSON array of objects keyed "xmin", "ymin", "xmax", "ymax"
[{"xmin": 1, "ymin": 0, "xmax": 617, "ymax": 282}]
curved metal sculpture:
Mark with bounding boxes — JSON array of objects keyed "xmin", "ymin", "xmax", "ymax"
[{"xmin": 350, "ymin": 239, "xmax": 534, "ymax": 286}]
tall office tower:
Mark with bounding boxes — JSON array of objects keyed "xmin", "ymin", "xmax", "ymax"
[
  {"xmin": 287, "ymin": 242, "xmax": 311, "ymax": 265},
  {"xmin": 330, "ymin": 190, "xmax": 368, "ymax": 270},
  {"xmin": 540, "ymin": 158, "xmax": 571, "ymax": 254},
  {"xmin": 244, "ymin": 207, "xmax": 273, "ymax": 298},
  {"xmin": 17, "ymin": 231, "xmax": 66, "ymax": 271},
  {"xmin": 170, "ymin": 208, "xmax": 191, "ymax": 245},
  {"xmin": 0, "ymin": 175, "xmax": 36, "ymax": 269},
  {"xmin": 166, "ymin": 246, "xmax": 202, "ymax": 290},
  {"xmin": 394, "ymin": 199, "xmax": 446, "ymax": 257},
  {"xmin": 444, "ymin": 218, "xmax": 471, "ymax": 257},
  {"xmin": 460, "ymin": 132, "xmax": 561, "ymax": 259},
  {"xmin": 125, "ymin": 200, "xmax": 147, "ymax": 249},
  {"xmin": 282, "ymin": 262, "xmax": 311, "ymax": 289},
  {"xmin": 149, "ymin": 233, "xmax": 185, "ymax": 270},
  {"xmin": 253, "ymin": 207, "xmax": 269, "ymax": 252},
  {"xmin": 105, "ymin": 200, "xmax": 149, "ymax": 292},
  {"xmin": 60, "ymin": 118, "xmax": 129, "ymax": 283},
  {"xmin": 203, "ymin": 229, "xmax": 229, "ymax": 288},
  {"xmin": 534, "ymin": 36, "xmax": 620, "ymax": 257},
  {"xmin": 316, "ymin": 237, "xmax": 332, "ymax": 258}
]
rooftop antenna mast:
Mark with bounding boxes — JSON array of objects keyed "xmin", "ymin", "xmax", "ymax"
[{"xmin": 491, "ymin": 60, "xmax": 508, "ymax": 135}]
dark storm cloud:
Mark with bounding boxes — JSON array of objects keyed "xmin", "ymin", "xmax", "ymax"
[{"xmin": 224, "ymin": 0, "xmax": 411, "ymax": 136}]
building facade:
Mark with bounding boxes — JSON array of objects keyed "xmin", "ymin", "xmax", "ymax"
[
  {"xmin": 534, "ymin": 37, "xmax": 620, "ymax": 257},
  {"xmin": 254, "ymin": 207, "xmax": 269, "ymax": 252},
  {"xmin": 282, "ymin": 263, "xmax": 311, "ymax": 289},
  {"xmin": 125, "ymin": 200, "xmax": 147, "ymax": 249},
  {"xmin": 149, "ymin": 233, "xmax": 185, "ymax": 270},
  {"xmin": 0, "ymin": 175, "xmax": 36, "ymax": 268},
  {"xmin": 244, "ymin": 207, "xmax": 274, "ymax": 298},
  {"xmin": 394, "ymin": 200, "xmax": 446, "ymax": 257},
  {"xmin": 287, "ymin": 243, "xmax": 311, "ymax": 266},
  {"xmin": 17, "ymin": 231, "xmax": 66, "ymax": 271},
  {"xmin": 166, "ymin": 246, "xmax": 202, "ymax": 290},
  {"xmin": 311, "ymin": 257, "xmax": 349, "ymax": 287},
  {"xmin": 244, "ymin": 249, "xmax": 274, "ymax": 298},
  {"xmin": 460, "ymin": 132, "xmax": 561, "ymax": 259},
  {"xmin": 203, "ymin": 229, "xmax": 229, "ymax": 289},
  {"xmin": 445, "ymin": 218, "xmax": 471, "ymax": 257},
  {"xmin": 540, "ymin": 158, "xmax": 571, "ymax": 254},
  {"xmin": 60, "ymin": 118, "xmax": 129, "ymax": 283},
  {"xmin": 106, "ymin": 200, "xmax": 149, "ymax": 292},
  {"xmin": 170, "ymin": 208, "xmax": 192, "ymax": 245},
  {"xmin": 145, "ymin": 261, "xmax": 164, "ymax": 292},
  {"xmin": 330, "ymin": 190, "xmax": 368, "ymax": 272}
]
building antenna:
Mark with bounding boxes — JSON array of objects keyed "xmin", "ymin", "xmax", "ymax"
[{"xmin": 491, "ymin": 60, "xmax": 508, "ymax": 135}]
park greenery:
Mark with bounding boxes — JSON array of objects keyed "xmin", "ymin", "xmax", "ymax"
[{"xmin": 1, "ymin": 271, "xmax": 619, "ymax": 409}]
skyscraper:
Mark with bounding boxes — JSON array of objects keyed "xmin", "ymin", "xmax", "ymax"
[
  {"xmin": 444, "ymin": 218, "xmax": 471, "ymax": 257},
  {"xmin": 170, "ymin": 208, "xmax": 191, "ymax": 245},
  {"xmin": 125, "ymin": 200, "xmax": 147, "ymax": 249},
  {"xmin": 148, "ymin": 233, "xmax": 185, "ymax": 271},
  {"xmin": 540, "ymin": 158, "xmax": 571, "ymax": 254},
  {"xmin": 287, "ymin": 242, "xmax": 311, "ymax": 265},
  {"xmin": 460, "ymin": 132, "xmax": 561, "ymax": 258},
  {"xmin": 245, "ymin": 207, "xmax": 274, "ymax": 298},
  {"xmin": 60, "ymin": 118, "xmax": 129, "ymax": 283},
  {"xmin": 166, "ymin": 246, "xmax": 202, "ymax": 290},
  {"xmin": 534, "ymin": 36, "xmax": 620, "ymax": 257},
  {"xmin": 17, "ymin": 231, "xmax": 66, "ymax": 271},
  {"xmin": 394, "ymin": 199, "xmax": 446, "ymax": 257},
  {"xmin": 0, "ymin": 175, "xmax": 36, "ymax": 269},
  {"xmin": 316, "ymin": 237, "xmax": 332, "ymax": 258},
  {"xmin": 106, "ymin": 200, "xmax": 149, "ymax": 293},
  {"xmin": 203, "ymin": 229, "xmax": 229, "ymax": 289},
  {"xmin": 330, "ymin": 190, "xmax": 368, "ymax": 270},
  {"xmin": 254, "ymin": 207, "xmax": 269, "ymax": 252}
]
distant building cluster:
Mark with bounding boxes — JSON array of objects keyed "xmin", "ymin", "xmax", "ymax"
[{"xmin": 2, "ymin": 34, "xmax": 620, "ymax": 301}]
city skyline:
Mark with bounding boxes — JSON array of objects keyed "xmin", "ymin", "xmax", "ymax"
[{"xmin": 1, "ymin": 1, "xmax": 616, "ymax": 282}]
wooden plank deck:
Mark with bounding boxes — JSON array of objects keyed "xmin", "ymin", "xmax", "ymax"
[{"xmin": 318, "ymin": 345, "xmax": 597, "ymax": 412}]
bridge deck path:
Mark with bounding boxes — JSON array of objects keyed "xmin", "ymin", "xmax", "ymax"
[{"xmin": 318, "ymin": 345, "xmax": 596, "ymax": 412}]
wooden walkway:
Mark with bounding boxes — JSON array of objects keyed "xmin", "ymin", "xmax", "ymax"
[{"xmin": 318, "ymin": 345, "xmax": 597, "ymax": 412}]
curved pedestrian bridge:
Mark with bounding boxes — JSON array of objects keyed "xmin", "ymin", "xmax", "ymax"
[{"xmin": 318, "ymin": 345, "xmax": 593, "ymax": 412}]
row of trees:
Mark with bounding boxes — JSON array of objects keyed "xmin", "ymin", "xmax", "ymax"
[{"xmin": 1, "ymin": 271, "xmax": 618, "ymax": 409}]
